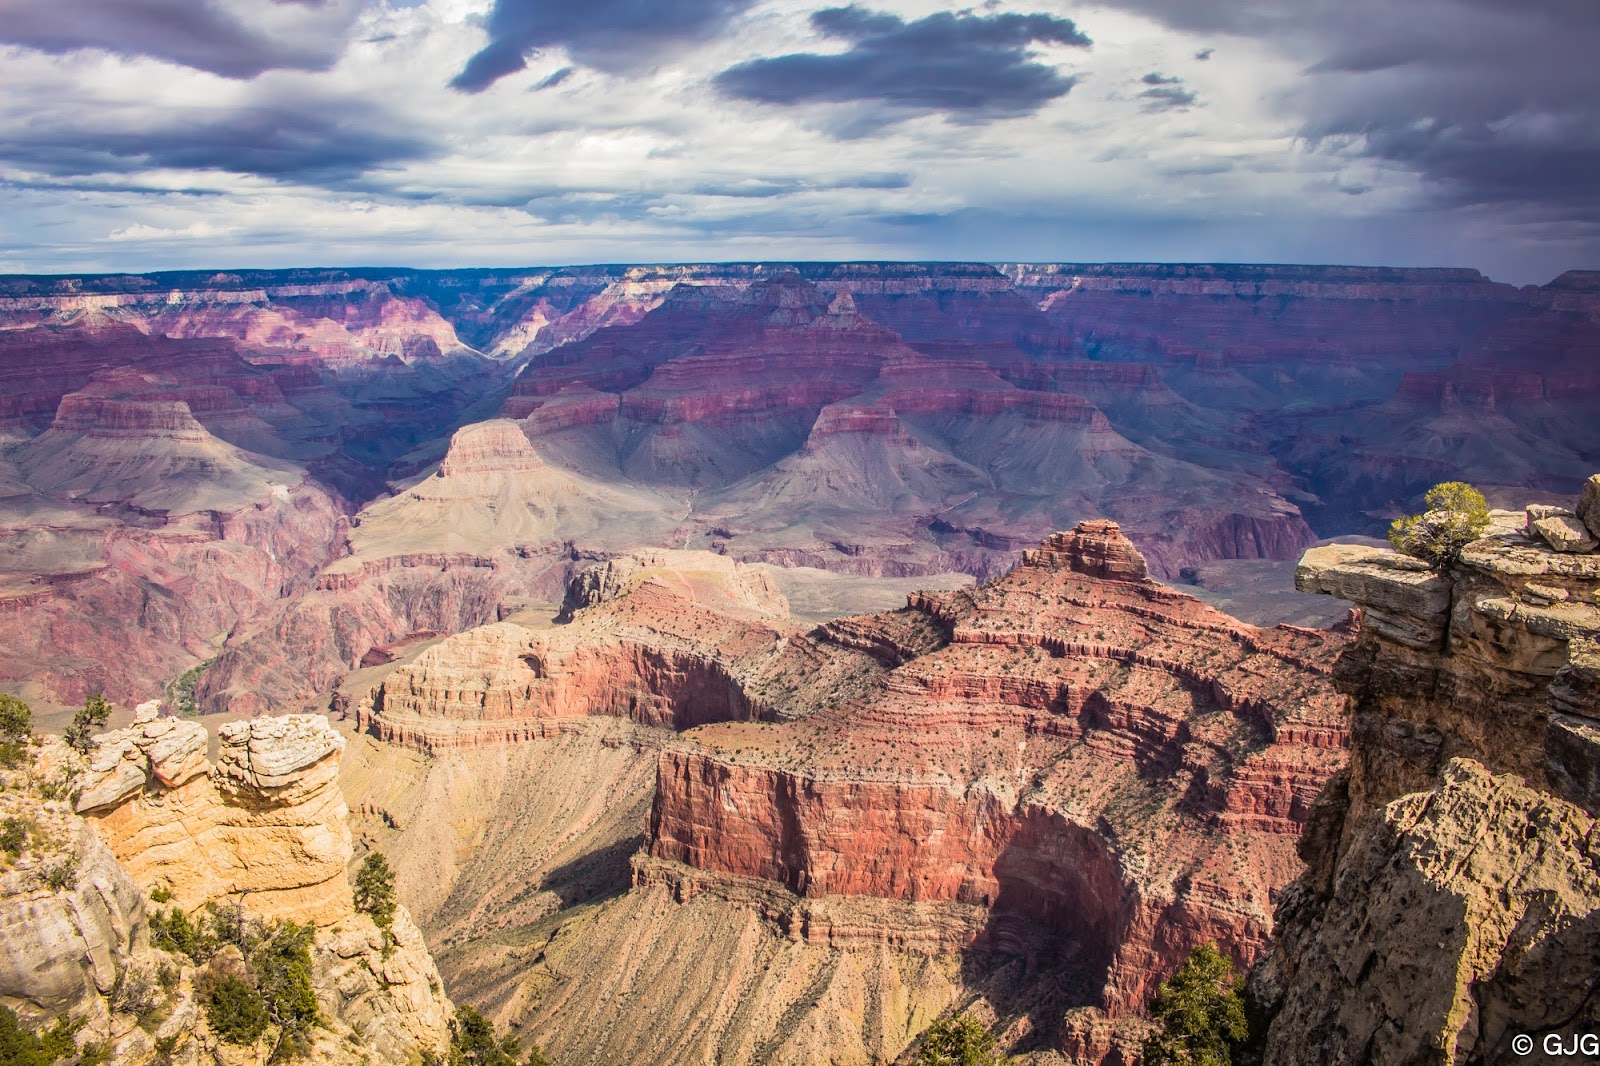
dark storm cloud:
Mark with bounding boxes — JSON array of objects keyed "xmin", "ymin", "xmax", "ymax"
[
  {"xmin": 1139, "ymin": 85, "xmax": 1197, "ymax": 111},
  {"xmin": 3, "ymin": 102, "xmax": 429, "ymax": 184},
  {"xmin": 713, "ymin": 6, "xmax": 1091, "ymax": 128},
  {"xmin": 1094, "ymin": 0, "xmax": 1600, "ymax": 220},
  {"xmin": 0, "ymin": 0, "xmax": 359, "ymax": 78},
  {"xmin": 531, "ymin": 67, "xmax": 576, "ymax": 91},
  {"xmin": 450, "ymin": 0, "xmax": 756, "ymax": 92}
]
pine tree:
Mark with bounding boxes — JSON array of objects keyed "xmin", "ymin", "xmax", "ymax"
[{"xmin": 1142, "ymin": 943, "xmax": 1249, "ymax": 1066}]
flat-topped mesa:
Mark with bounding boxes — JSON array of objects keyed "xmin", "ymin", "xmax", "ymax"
[
  {"xmin": 76, "ymin": 712, "xmax": 354, "ymax": 925},
  {"xmin": 1294, "ymin": 486, "xmax": 1600, "ymax": 815},
  {"xmin": 558, "ymin": 547, "xmax": 789, "ymax": 622},
  {"xmin": 436, "ymin": 418, "xmax": 544, "ymax": 478},
  {"xmin": 1022, "ymin": 520, "xmax": 1150, "ymax": 582}
]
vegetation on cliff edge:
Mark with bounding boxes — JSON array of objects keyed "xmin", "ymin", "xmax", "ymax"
[
  {"xmin": 1388, "ymin": 481, "xmax": 1492, "ymax": 570},
  {"xmin": 917, "ymin": 1014, "xmax": 1004, "ymax": 1065}
]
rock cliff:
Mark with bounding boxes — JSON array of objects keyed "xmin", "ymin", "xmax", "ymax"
[
  {"xmin": 1255, "ymin": 485, "xmax": 1600, "ymax": 1063},
  {"xmin": 79, "ymin": 713, "xmax": 355, "ymax": 924},
  {"xmin": 0, "ymin": 710, "xmax": 454, "ymax": 1063}
]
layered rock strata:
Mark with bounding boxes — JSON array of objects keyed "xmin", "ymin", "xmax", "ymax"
[
  {"xmin": 358, "ymin": 528, "xmax": 1349, "ymax": 1060},
  {"xmin": 1256, "ymin": 487, "xmax": 1600, "ymax": 1062}
]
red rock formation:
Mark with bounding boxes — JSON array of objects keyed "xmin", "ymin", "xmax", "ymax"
[
  {"xmin": 362, "ymin": 535, "xmax": 1347, "ymax": 1052},
  {"xmin": 1024, "ymin": 521, "xmax": 1150, "ymax": 581}
]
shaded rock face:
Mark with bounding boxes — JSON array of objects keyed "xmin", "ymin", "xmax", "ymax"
[
  {"xmin": 1260, "ymin": 760, "xmax": 1600, "ymax": 1066},
  {"xmin": 1258, "ymin": 487, "xmax": 1600, "ymax": 1062},
  {"xmin": 359, "ymin": 538, "xmax": 1349, "ymax": 1057}
]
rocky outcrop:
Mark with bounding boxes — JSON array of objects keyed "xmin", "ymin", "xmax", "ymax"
[
  {"xmin": 1580, "ymin": 473, "xmax": 1600, "ymax": 540},
  {"xmin": 2, "ymin": 724, "xmax": 453, "ymax": 1063},
  {"xmin": 1256, "ymin": 483, "xmax": 1600, "ymax": 1062},
  {"xmin": 559, "ymin": 547, "xmax": 789, "ymax": 620},
  {"xmin": 0, "ymin": 794, "xmax": 146, "ymax": 1025},
  {"xmin": 79, "ymin": 714, "xmax": 355, "ymax": 925},
  {"xmin": 1023, "ymin": 520, "xmax": 1150, "ymax": 581},
  {"xmin": 1258, "ymin": 760, "xmax": 1600, "ymax": 1065},
  {"xmin": 1291, "ymin": 504, "xmax": 1600, "ymax": 812}
]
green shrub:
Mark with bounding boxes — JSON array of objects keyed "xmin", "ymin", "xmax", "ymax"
[
  {"xmin": 1142, "ymin": 943, "xmax": 1249, "ymax": 1066},
  {"xmin": 0, "ymin": 694, "xmax": 30, "ymax": 743},
  {"xmin": 444, "ymin": 1006, "xmax": 531, "ymax": 1066},
  {"xmin": 0, "ymin": 1007, "xmax": 81, "ymax": 1066},
  {"xmin": 251, "ymin": 919, "xmax": 320, "ymax": 1060},
  {"xmin": 201, "ymin": 973, "xmax": 270, "ymax": 1046},
  {"xmin": 150, "ymin": 907, "xmax": 217, "ymax": 962},
  {"xmin": 0, "ymin": 695, "xmax": 30, "ymax": 768},
  {"xmin": 918, "ymin": 1014, "xmax": 1002, "ymax": 1065},
  {"xmin": 354, "ymin": 851, "xmax": 397, "ymax": 930},
  {"xmin": 1388, "ymin": 481, "xmax": 1492, "ymax": 571},
  {"xmin": 1, "ymin": 817, "xmax": 27, "ymax": 858},
  {"xmin": 64, "ymin": 694, "xmax": 112, "ymax": 754}
]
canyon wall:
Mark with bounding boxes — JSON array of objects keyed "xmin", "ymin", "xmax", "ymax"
[{"xmin": 1254, "ymin": 487, "xmax": 1600, "ymax": 1063}]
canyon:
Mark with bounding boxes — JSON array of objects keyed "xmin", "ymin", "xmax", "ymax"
[
  {"xmin": 3, "ymin": 262, "xmax": 1595, "ymax": 718},
  {"xmin": 2, "ymin": 261, "xmax": 1598, "ymax": 1064},
  {"xmin": 336, "ymin": 523, "xmax": 1349, "ymax": 1062}
]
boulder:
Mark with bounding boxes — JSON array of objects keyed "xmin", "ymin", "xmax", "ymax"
[
  {"xmin": 1579, "ymin": 473, "xmax": 1600, "ymax": 541},
  {"xmin": 1534, "ymin": 514, "xmax": 1599, "ymax": 554}
]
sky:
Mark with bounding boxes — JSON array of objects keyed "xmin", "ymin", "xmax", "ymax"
[{"xmin": 0, "ymin": 0, "xmax": 1596, "ymax": 284}]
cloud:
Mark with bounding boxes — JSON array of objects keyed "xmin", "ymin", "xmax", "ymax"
[
  {"xmin": 713, "ymin": 5, "xmax": 1091, "ymax": 129},
  {"xmin": 1137, "ymin": 73, "xmax": 1197, "ymax": 111},
  {"xmin": 0, "ymin": 0, "xmax": 363, "ymax": 78},
  {"xmin": 3, "ymin": 99, "xmax": 430, "ymax": 183},
  {"xmin": 1094, "ymin": 0, "xmax": 1600, "ymax": 219},
  {"xmin": 532, "ymin": 66, "xmax": 576, "ymax": 91},
  {"xmin": 451, "ymin": 0, "xmax": 756, "ymax": 92}
]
